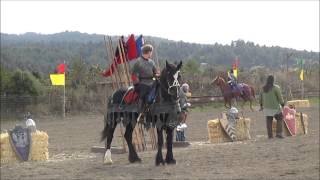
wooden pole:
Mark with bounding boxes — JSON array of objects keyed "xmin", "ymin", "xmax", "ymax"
[
  {"xmin": 109, "ymin": 36, "xmax": 124, "ymax": 88},
  {"xmin": 285, "ymin": 53, "xmax": 293, "ymax": 101},
  {"xmin": 63, "ymin": 60, "xmax": 66, "ymax": 119},
  {"xmin": 117, "ymin": 40, "xmax": 128, "ymax": 87},
  {"xmin": 104, "ymin": 36, "xmax": 117, "ymax": 91},
  {"xmin": 119, "ymin": 37, "xmax": 132, "ymax": 85},
  {"xmin": 108, "ymin": 36, "xmax": 122, "ymax": 88}
]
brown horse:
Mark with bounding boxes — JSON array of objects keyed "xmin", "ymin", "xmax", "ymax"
[{"xmin": 211, "ymin": 76, "xmax": 255, "ymax": 111}]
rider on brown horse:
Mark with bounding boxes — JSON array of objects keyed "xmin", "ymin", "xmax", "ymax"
[{"xmin": 227, "ymin": 69, "xmax": 243, "ymax": 96}]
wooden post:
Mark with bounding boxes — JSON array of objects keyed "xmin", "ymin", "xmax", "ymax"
[
  {"xmin": 63, "ymin": 61, "xmax": 66, "ymax": 119},
  {"xmin": 285, "ymin": 53, "xmax": 293, "ymax": 101},
  {"xmin": 301, "ymin": 80, "xmax": 304, "ymax": 99},
  {"xmin": 117, "ymin": 40, "xmax": 128, "ymax": 87},
  {"xmin": 108, "ymin": 36, "xmax": 123, "ymax": 88},
  {"xmin": 119, "ymin": 37, "xmax": 132, "ymax": 85},
  {"xmin": 104, "ymin": 36, "xmax": 117, "ymax": 90}
]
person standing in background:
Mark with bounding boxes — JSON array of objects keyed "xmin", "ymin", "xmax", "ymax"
[{"xmin": 259, "ymin": 75, "xmax": 285, "ymax": 139}]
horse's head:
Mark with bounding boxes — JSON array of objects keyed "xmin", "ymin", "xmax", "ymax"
[
  {"xmin": 211, "ymin": 76, "xmax": 225, "ymax": 87},
  {"xmin": 160, "ymin": 60, "xmax": 183, "ymax": 100}
]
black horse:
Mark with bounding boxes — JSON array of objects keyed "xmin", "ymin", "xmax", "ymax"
[{"xmin": 101, "ymin": 60, "xmax": 183, "ymax": 166}]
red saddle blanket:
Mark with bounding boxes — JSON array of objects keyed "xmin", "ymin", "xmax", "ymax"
[{"xmin": 123, "ymin": 89, "xmax": 139, "ymax": 104}]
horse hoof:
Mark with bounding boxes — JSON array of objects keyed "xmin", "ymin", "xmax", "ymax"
[
  {"xmin": 103, "ymin": 159, "xmax": 113, "ymax": 165},
  {"xmin": 155, "ymin": 159, "xmax": 165, "ymax": 166},
  {"xmin": 129, "ymin": 156, "xmax": 142, "ymax": 163},
  {"xmin": 165, "ymin": 158, "xmax": 176, "ymax": 165}
]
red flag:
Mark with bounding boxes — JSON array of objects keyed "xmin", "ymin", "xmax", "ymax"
[
  {"xmin": 233, "ymin": 57, "xmax": 239, "ymax": 68},
  {"xmin": 102, "ymin": 63, "xmax": 115, "ymax": 77},
  {"xmin": 56, "ymin": 63, "xmax": 66, "ymax": 74},
  {"xmin": 126, "ymin": 34, "xmax": 138, "ymax": 60},
  {"xmin": 114, "ymin": 48, "xmax": 122, "ymax": 64}
]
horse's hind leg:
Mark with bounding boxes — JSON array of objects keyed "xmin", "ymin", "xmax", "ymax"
[
  {"xmin": 155, "ymin": 127, "xmax": 165, "ymax": 166},
  {"xmin": 103, "ymin": 122, "xmax": 117, "ymax": 164},
  {"xmin": 124, "ymin": 123, "xmax": 141, "ymax": 163},
  {"xmin": 249, "ymin": 99, "xmax": 254, "ymax": 111},
  {"xmin": 165, "ymin": 127, "xmax": 176, "ymax": 165}
]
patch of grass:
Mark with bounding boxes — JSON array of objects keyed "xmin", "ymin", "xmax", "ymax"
[
  {"xmin": 190, "ymin": 102, "xmax": 225, "ymax": 112},
  {"xmin": 307, "ymin": 97, "xmax": 319, "ymax": 106}
]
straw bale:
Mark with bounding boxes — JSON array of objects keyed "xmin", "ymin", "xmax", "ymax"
[
  {"xmin": 207, "ymin": 118, "xmax": 251, "ymax": 143},
  {"xmin": 287, "ymin": 100, "xmax": 310, "ymax": 108},
  {"xmin": 0, "ymin": 131, "xmax": 49, "ymax": 164}
]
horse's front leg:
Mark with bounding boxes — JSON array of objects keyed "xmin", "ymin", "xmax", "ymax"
[
  {"xmin": 103, "ymin": 122, "xmax": 117, "ymax": 164},
  {"xmin": 165, "ymin": 127, "xmax": 176, "ymax": 165},
  {"xmin": 224, "ymin": 98, "xmax": 229, "ymax": 109},
  {"xmin": 155, "ymin": 127, "xmax": 165, "ymax": 166},
  {"xmin": 124, "ymin": 123, "xmax": 141, "ymax": 163}
]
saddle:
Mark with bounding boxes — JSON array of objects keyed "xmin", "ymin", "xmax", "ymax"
[
  {"xmin": 230, "ymin": 83, "xmax": 244, "ymax": 94},
  {"xmin": 122, "ymin": 86, "xmax": 139, "ymax": 105}
]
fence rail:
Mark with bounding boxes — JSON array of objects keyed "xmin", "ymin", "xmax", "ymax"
[{"xmin": 188, "ymin": 90, "xmax": 319, "ymax": 104}]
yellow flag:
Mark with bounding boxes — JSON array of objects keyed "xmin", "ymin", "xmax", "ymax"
[
  {"xmin": 233, "ymin": 68, "xmax": 238, "ymax": 78},
  {"xmin": 50, "ymin": 74, "xmax": 65, "ymax": 85},
  {"xmin": 299, "ymin": 69, "xmax": 304, "ymax": 81}
]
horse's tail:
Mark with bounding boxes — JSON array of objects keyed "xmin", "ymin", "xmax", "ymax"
[{"xmin": 250, "ymin": 86, "xmax": 255, "ymax": 99}]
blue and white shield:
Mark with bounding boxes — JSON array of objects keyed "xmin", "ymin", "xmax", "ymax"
[{"xmin": 9, "ymin": 125, "xmax": 32, "ymax": 161}]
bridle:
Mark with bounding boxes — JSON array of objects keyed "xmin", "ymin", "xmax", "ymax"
[{"xmin": 167, "ymin": 70, "xmax": 180, "ymax": 96}]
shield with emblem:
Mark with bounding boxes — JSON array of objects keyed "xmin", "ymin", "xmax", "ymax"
[
  {"xmin": 9, "ymin": 125, "xmax": 32, "ymax": 161},
  {"xmin": 282, "ymin": 106, "xmax": 297, "ymax": 136}
]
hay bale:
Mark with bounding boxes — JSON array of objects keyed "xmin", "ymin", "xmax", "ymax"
[
  {"xmin": 0, "ymin": 131, "xmax": 49, "ymax": 164},
  {"xmin": 30, "ymin": 131, "xmax": 49, "ymax": 161},
  {"xmin": 287, "ymin": 100, "xmax": 310, "ymax": 108},
  {"xmin": 272, "ymin": 113, "xmax": 308, "ymax": 136},
  {"xmin": 0, "ymin": 132, "xmax": 19, "ymax": 164},
  {"xmin": 207, "ymin": 118, "xmax": 251, "ymax": 143}
]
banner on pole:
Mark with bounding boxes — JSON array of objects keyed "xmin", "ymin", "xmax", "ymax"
[
  {"xmin": 299, "ymin": 69, "xmax": 304, "ymax": 81},
  {"xmin": 50, "ymin": 74, "xmax": 65, "ymax": 85}
]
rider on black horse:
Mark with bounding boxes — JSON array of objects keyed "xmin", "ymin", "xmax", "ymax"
[{"xmin": 131, "ymin": 44, "xmax": 160, "ymax": 113}]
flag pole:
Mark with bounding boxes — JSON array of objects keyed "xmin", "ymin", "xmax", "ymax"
[
  {"xmin": 104, "ymin": 36, "xmax": 118, "ymax": 90},
  {"xmin": 119, "ymin": 37, "xmax": 132, "ymax": 85},
  {"xmin": 104, "ymin": 36, "xmax": 115, "ymax": 91},
  {"xmin": 109, "ymin": 36, "xmax": 123, "ymax": 88},
  {"xmin": 63, "ymin": 60, "xmax": 66, "ymax": 119}
]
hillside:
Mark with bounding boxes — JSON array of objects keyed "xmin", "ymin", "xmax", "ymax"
[{"xmin": 1, "ymin": 31, "xmax": 319, "ymax": 74}]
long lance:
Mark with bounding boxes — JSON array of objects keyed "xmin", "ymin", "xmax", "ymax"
[
  {"xmin": 108, "ymin": 36, "xmax": 123, "ymax": 88},
  {"xmin": 104, "ymin": 36, "xmax": 117, "ymax": 91},
  {"xmin": 117, "ymin": 38, "xmax": 129, "ymax": 87},
  {"xmin": 119, "ymin": 37, "xmax": 132, "ymax": 85}
]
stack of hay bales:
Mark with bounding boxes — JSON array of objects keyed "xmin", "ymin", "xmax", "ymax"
[
  {"xmin": 30, "ymin": 131, "xmax": 49, "ymax": 161},
  {"xmin": 272, "ymin": 113, "xmax": 308, "ymax": 136},
  {"xmin": 287, "ymin": 100, "xmax": 310, "ymax": 108},
  {"xmin": 0, "ymin": 132, "xmax": 19, "ymax": 163},
  {"xmin": 207, "ymin": 118, "xmax": 251, "ymax": 143},
  {"xmin": 0, "ymin": 131, "xmax": 49, "ymax": 164}
]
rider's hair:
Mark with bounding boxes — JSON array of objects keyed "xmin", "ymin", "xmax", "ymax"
[
  {"xmin": 263, "ymin": 75, "xmax": 274, "ymax": 93},
  {"xmin": 141, "ymin": 44, "xmax": 153, "ymax": 54}
]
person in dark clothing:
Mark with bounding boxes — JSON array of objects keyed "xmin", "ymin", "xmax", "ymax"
[
  {"xmin": 131, "ymin": 44, "xmax": 160, "ymax": 112},
  {"xmin": 227, "ymin": 69, "xmax": 237, "ymax": 90},
  {"xmin": 259, "ymin": 75, "xmax": 285, "ymax": 139}
]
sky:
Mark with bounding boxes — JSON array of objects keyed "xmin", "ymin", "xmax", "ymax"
[{"xmin": 1, "ymin": 1, "xmax": 319, "ymax": 52}]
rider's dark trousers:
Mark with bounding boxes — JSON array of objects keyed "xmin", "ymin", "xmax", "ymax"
[
  {"xmin": 134, "ymin": 83, "xmax": 152, "ymax": 112},
  {"xmin": 266, "ymin": 113, "xmax": 283, "ymax": 138}
]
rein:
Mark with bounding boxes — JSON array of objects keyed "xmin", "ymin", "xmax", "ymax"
[{"xmin": 167, "ymin": 70, "xmax": 180, "ymax": 96}]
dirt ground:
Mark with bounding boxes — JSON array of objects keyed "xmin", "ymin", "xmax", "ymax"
[{"xmin": 1, "ymin": 104, "xmax": 319, "ymax": 180}]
